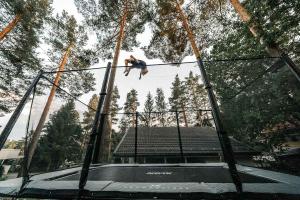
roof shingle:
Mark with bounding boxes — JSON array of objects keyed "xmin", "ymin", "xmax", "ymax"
[{"xmin": 113, "ymin": 127, "xmax": 257, "ymax": 157}]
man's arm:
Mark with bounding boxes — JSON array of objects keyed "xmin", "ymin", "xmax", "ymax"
[{"xmin": 125, "ymin": 59, "xmax": 130, "ymax": 66}]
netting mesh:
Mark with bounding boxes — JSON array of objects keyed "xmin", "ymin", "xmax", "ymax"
[
  {"xmin": 205, "ymin": 58, "xmax": 299, "ymax": 173},
  {"xmin": 0, "ymin": 57, "xmax": 299, "ymax": 181}
]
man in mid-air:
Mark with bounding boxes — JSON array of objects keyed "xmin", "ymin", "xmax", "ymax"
[{"xmin": 124, "ymin": 55, "xmax": 148, "ymax": 79}]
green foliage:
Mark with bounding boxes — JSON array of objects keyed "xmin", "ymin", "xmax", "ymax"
[
  {"xmin": 143, "ymin": 0, "xmax": 191, "ymax": 62},
  {"xmin": 141, "ymin": 92, "xmax": 155, "ymax": 127},
  {"xmin": 74, "ymin": 0, "xmax": 150, "ymax": 60},
  {"xmin": 31, "ymin": 100, "xmax": 83, "ymax": 172},
  {"xmin": 110, "ymin": 86, "xmax": 122, "ymax": 153},
  {"xmin": 206, "ymin": 0, "xmax": 300, "ymax": 152},
  {"xmin": 118, "ymin": 89, "xmax": 140, "ymax": 134},
  {"xmin": 110, "ymin": 86, "xmax": 121, "ymax": 126},
  {"xmin": 82, "ymin": 94, "xmax": 98, "ymax": 133},
  {"xmin": 155, "ymin": 88, "xmax": 168, "ymax": 126},
  {"xmin": 244, "ymin": 0, "xmax": 300, "ymax": 53},
  {"xmin": 184, "ymin": 71, "xmax": 212, "ymax": 126},
  {"xmin": 81, "ymin": 94, "xmax": 99, "ymax": 150},
  {"xmin": 169, "ymin": 74, "xmax": 189, "ymax": 126},
  {"xmin": 0, "ymin": 0, "xmax": 52, "ymax": 114},
  {"xmin": 169, "ymin": 75, "xmax": 185, "ymax": 110},
  {"xmin": 43, "ymin": 10, "xmax": 95, "ymax": 97}
]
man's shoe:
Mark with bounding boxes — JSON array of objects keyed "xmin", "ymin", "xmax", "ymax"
[{"xmin": 142, "ymin": 70, "xmax": 148, "ymax": 75}]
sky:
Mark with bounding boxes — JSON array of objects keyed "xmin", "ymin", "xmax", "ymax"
[{"xmin": 0, "ymin": 0, "xmax": 202, "ymax": 140}]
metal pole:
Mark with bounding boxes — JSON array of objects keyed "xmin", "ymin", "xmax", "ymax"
[
  {"xmin": 21, "ymin": 85, "xmax": 37, "ymax": 184},
  {"xmin": 92, "ymin": 62, "xmax": 113, "ymax": 163},
  {"xmin": 175, "ymin": 110, "xmax": 184, "ymax": 163},
  {"xmin": 281, "ymin": 52, "xmax": 300, "ymax": 82},
  {"xmin": 92, "ymin": 113, "xmax": 106, "ymax": 163},
  {"xmin": 197, "ymin": 58, "xmax": 243, "ymax": 194},
  {"xmin": 0, "ymin": 71, "xmax": 43, "ymax": 150},
  {"xmin": 79, "ymin": 62, "xmax": 111, "ymax": 190},
  {"xmin": 134, "ymin": 112, "xmax": 138, "ymax": 163}
]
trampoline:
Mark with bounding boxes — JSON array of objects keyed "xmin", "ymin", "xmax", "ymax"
[{"xmin": 1, "ymin": 163, "xmax": 300, "ymax": 199}]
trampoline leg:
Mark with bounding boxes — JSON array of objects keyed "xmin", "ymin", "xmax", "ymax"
[{"xmin": 175, "ymin": 110, "xmax": 184, "ymax": 163}]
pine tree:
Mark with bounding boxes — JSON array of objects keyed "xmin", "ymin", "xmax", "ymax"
[
  {"xmin": 0, "ymin": 0, "xmax": 52, "ymax": 114},
  {"xmin": 155, "ymin": 88, "xmax": 168, "ymax": 127},
  {"xmin": 81, "ymin": 94, "xmax": 99, "ymax": 149},
  {"xmin": 123, "ymin": 89, "xmax": 140, "ymax": 127},
  {"xmin": 27, "ymin": 11, "xmax": 95, "ymax": 167},
  {"xmin": 0, "ymin": 0, "xmax": 52, "ymax": 41},
  {"xmin": 141, "ymin": 92, "xmax": 155, "ymax": 127},
  {"xmin": 184, "ymin": 71, "xmax": 211, "ymax": 126},
  {"xmin": 110, "ymin": 86, "xmax": 121, "ymax": 126},
  {"xmin": 169, "ymin": 74, "xmax": 189, "ymax": 127},
  {"xmin": 118, "ymin": 116, "xmax": 130, "ymax": 136},
  {"xmin": 30, "ymin": 100, "xmax": 83, "ymax": 172},
  {"xmin": 109, "ymin": 86, "xmax": 121, "ymax": 156}
]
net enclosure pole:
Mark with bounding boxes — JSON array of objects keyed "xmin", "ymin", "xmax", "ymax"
[
  {"xmin": 175, "ymin": 1, "xmax": 242, "ymax": 194},
  {"xmin": 281, "ymin": 53, "xmax": 300, "ymax": 82},
  {"xmin": 79, "ymin": 62, "xmax": 111, "ymax": 191},
  {"xmin": 134, "ymin": 112, "xmax": 138, "ymax": 163},
  {"xmin": 92, "ymin": 112, "xmax": 106, "ymax": 163},
  {"xmin": 21, "ymin": 85, "xmax": 37, "ymax": 184},
  {"xmin": 0, "ymin": 71, "xmax": 43, "ymax": 150},
  {"xmin": 175, "ymin": 110, "xmax": 184, "ymax": 163},
  {"xmin": 197, "ymin": 58, "xmax": 243, "ymax": 194}
]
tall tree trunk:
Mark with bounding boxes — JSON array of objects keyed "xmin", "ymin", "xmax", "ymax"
[
  {"xmin": 175, "ymin": 2, "xmax": 201, "ymax": 59},
  {"xmin": 0, "ymin": 14, "xmax": 21, "ymax": 41},
  {"xmin": 27, "ymin": 44, "xmax": 73, "ymax": 168},
  {"xmin": 181, "ymin": 104, "xmax": 188, "ymax": 127},
  {"xmin": 229, "ymin": 0, "xmax": 281, "ymax": 57},
  {"xmin": 98, "ymin": 2, "xmax": 128, "ymax": 162}
]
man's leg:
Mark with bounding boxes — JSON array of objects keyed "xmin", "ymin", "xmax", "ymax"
[
  {"xmin": 125, "ymin": 67, "xmax": 132, "ymax": 76},
  {"xmin": 141, "ymin": 68, "xmax": 148, "ymax": 75}
]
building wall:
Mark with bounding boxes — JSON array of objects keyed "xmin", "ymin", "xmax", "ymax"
[{"xmin": 114, "ymin": 155, "xmax": 255, "ymax": 164}]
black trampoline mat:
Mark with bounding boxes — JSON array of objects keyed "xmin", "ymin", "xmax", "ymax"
[{"xmin": 59, "ymin": 166, "xmax": 276, "ymax": 183}]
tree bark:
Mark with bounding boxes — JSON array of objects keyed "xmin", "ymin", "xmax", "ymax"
[
  {"xmin": 27, "ymin": 44, "xmax": 73, "ymax": 168},
  {"xmin": 175, "ymin": 2, "xmax": 201, "ymax": 59},
  {"xmin": 175, "ymin": 2, "xmax": 198, "ymax": 128},
  {"xmin": 0, "ymin": 14, "xmax": 21, "ymax": 41},
  {"xmin": 98, "ymin": 2, "xmax": 128, "ymax": 162}
]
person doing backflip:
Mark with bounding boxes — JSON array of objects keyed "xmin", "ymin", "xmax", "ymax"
[{"xmin": 124, "ymin": 55, "xmax": 148, "ymax": 79}]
